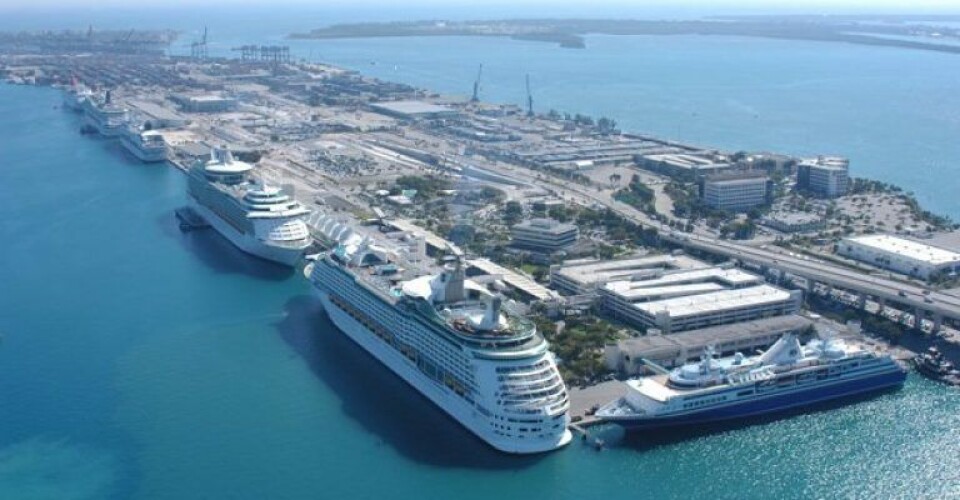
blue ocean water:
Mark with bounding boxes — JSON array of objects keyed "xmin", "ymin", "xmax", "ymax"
[
  {"xmin": 1, "ymin": 7, "xmax": 957, "ymax": 215},
  {"xmin": 1, "ymin": 82, "xmax": 960, "ymax": 500},
  {"xmin": 2, "ymin": 7, "xmax": 960, "ymax": 499}
]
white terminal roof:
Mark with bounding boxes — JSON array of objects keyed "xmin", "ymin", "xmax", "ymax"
[
  {"xmin": 604, "ymin": 268, "xmax": 762, "ymax": 298},
  {"xmin": 846, "ymin": 234, "xmax": 960, "ymax": 265},
  {"xmin": 631, "ymin": 285, "xmax": 793, "ymax": 319},
  {"xmin": 371, "ymin": 100, "xmax": 456, "ymax": 116},
  {"xmin": 384, "ymin": 219, "xmax": 449, "ymax": 250},
  {"xmin": 467, "ymin": 258, "xmax": 558, "ymax": 302},
  {"xmin": 556, "ymin": 254, "xmax": 708, "ymax": 286},
  {"xmin": 608, "ymin": 282, "xmax": 726, "ymax": 300}
]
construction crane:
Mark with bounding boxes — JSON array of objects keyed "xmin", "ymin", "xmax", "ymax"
[
  {"xmin": 525, "ymin": 74, "xmax": 534, "ymax": 117},
  {"xmin": 470, "ymin": 63, "xmax": 483, "ymax": 102}
]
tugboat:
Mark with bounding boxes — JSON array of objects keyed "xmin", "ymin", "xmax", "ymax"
[{"xmin": 914, "ymin": 347, "xmax": 960, "ymax": 386}]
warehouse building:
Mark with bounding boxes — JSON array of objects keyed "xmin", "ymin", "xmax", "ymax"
[
  {"xmin": 171, "ymin": 94, "xmax": 238, "ymax": 113},
  {"xmin": 837, "ymin": 234, "xmax": 960, "ymax": 279}
]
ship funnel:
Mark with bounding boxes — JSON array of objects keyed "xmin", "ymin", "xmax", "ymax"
[
  {"xmin": 442, "ymin": 260, "xmax": 466, "ymax": 304},
  {"xmin": 477, "ymin": 296, "xmax": 502, "ymax": 331}
]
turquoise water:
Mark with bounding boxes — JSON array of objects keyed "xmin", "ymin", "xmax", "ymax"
[{"xmin": 1, "ymin": 84, "xmax": 960, "ymax": 499}]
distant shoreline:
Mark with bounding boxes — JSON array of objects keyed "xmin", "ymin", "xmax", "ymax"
[{"xmin": 290, "ymin": 17, "xmax": 960, "ymax": 54}]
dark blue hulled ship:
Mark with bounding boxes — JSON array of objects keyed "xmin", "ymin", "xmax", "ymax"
[{"xmin": 596, "ymin": 334, "xmax": 906, "ymax": 430}]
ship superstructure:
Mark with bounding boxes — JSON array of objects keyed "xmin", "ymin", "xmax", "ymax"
[
  {"xmin": 187, "ymin": 146, "xmax": 311, "ymax": 266},
  {"xmin": 596, "ymin": 333, "xmax": 905, "ymax": 429},
  {"xmin": 306, "ymin": 215, "xmax": 572, "ymax": 453},
  {"xmin": 62, "ymin": 78, "xmax": 93, "ymax": 112},
  {"xmin": 120, "ymin": 126, "xmax": 167, "ymax": 163},
  {"xmin": 82, "ymin": 90, "xmax": 128, "ymax": 137}
]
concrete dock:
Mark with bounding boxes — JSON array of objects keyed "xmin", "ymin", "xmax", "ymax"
[{"xmin": 567, "ymin": 379, "xmax": 627, "ymax": 427}]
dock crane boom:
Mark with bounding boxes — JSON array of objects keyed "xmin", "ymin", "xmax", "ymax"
[{"xmin": 525, "ymin": 74, "xmax": 534, "ymax": 117}]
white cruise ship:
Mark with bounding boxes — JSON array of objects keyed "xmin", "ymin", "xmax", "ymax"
[
  {"xmin": 187, "ymin": 146, "xmax": 311, "ymax": 266},
  {"xmin": 596, "ymin": 333, "xmax": 906, "ymax": 430},
  {"xmin": 305, "ymin": 217, "xmax": 572, "ymax": 454},
  {"xmin": 82, "ymin": 91, "xmax": 127, "ymax": 137},
  {"xmin": 121, "ymin": 127, "xmax": 167, "ymax": 163},
  {"xmin": 62, "ymin": 78, "xmax": 93, "ymax": 112}
]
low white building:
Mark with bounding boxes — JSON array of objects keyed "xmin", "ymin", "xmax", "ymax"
[
  {"xmin": 837, "ymin": 234, "xmax": 960, "ymax": 279},
  {"xmin": 599, "ymin": 267, "xmax": 802, "ymax": 333},
  {"xmin": 550, "ymin": 254, "xmax": 709, "ymax": 296}
]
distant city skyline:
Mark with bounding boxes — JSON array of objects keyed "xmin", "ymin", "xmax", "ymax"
[{"xmin": 3, "ymin": 0, "xmax": 960, "ymax": 12}]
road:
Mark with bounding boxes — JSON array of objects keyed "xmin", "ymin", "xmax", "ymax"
[{"xmin": 475, "ymin": 161, "xmax": 960, "ymax": 326}]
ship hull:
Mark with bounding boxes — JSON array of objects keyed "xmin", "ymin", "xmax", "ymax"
[
  {"xmin": 62, "ymin": 95, "xmax": 84, "ymax": 112},
  {"xmin": 83, "ymin": 114, "xmax": 124, "ymax": 137},
  {"xmin": 189, "ymin": 199, "xmax": 305, "ymax": 266},
  {"xmin": 607, "ymin": 369, "xmax": 906, "ymax": 430},
  {"xmin": 316, "ymin": 288, "xmax": 571, "ymax": 454}
]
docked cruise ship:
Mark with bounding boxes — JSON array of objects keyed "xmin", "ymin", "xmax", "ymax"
[
  {"xmin": 596, "ymin": 333, "xmax": 906, "ymax": 430},
  {"xmin": 187, "ymin": 146, "xmax": 311, "ymax": 266},
  {"xmin": 82, "ymin": 91, "xmax": 127, "ymax": 137},
  {"xmin": 121, "ymin": 127, "xmax": 167, "ymax": 163},
  {"xmin": 305, "ymin": 217, "xmax": 572, "ymax": 454},
  {"xmin": 62, "ymin": 79, "xmax": 93, "ymax": 112}
]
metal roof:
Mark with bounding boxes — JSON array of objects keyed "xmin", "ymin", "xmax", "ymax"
[{"xmin": 845, "ymin": 234, "xmax": 960, "ymax": 266}]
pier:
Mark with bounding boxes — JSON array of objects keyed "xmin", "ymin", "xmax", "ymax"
[{"xmin": 567, "ymin": 380, "xmax": 626, "ymax": 427}]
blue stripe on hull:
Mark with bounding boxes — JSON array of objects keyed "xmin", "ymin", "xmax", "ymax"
[{"xmin": 615, "ymin": 370, "xmax": 906, "ymax": 431}]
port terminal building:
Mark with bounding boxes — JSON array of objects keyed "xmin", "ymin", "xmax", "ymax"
[
  {"xmin": 550, "ymin": 254, "xmax": 709, "ymax": 296},
  {"xmin": 599, "ymin": 267, "xmax": 802, "ymax": 333},
  {"xmin": 837, "ymin": 234, "xmax": 960, "ymax": 280},
  {"xmin": 603, "ymin": 314, "xmax": 813, "ymax": 373}
]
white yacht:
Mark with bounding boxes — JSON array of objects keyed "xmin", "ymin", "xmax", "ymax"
[
  {"xmin": 596, "ymin": 333, "xmax": 906, "ymax": 430},
  {"xmin": 305, "ymin": 216, "xmax": 572, "ymax": 454},
  {"xmin": 187, "ymin": 146, "xmax": 311, "ymax": 266},
  {"xmin": 121, "ymin": 127, "xmax": 167, "ymax": 163}
]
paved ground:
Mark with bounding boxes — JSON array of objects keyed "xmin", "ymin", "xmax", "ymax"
[{"xmin": 568, "ymin": 380, "xmax": 627, "ymax": 425}]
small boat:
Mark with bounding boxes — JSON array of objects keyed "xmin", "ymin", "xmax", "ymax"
[{"xmin": 915, "ymin": 347, "xmax": 960, "ymax": 386}]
